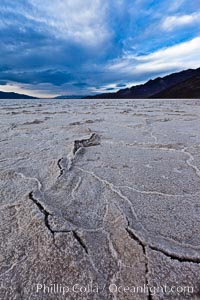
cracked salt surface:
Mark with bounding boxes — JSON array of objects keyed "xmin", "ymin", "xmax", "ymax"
[{"xmin": 1, "ymin": 99, "xmax": 200, "ymax": 299}]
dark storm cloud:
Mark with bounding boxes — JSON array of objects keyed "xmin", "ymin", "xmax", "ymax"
[{"xmin": 0, "ymin": 0, "xmax": 200, "ymax": 96}]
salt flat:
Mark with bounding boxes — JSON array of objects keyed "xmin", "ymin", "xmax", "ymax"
[{"xmin": 1, "ymin": 99, "xmax": 200, "ymax": 299}]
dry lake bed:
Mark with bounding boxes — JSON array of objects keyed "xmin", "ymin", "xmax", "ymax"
[{"xmin": 1, "ymin": 99, "xmax": 200, "ymax": 300}]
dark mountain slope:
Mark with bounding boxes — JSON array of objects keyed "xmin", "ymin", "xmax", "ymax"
[
  {"xmin": 0, "ymin": 91, "xmax": 36, "ymax": 99},
  {"xmin": 85, "ymin": 67, "xmax": 200, "ymax": 99},
  {"xmin": 151, "ymin": 75, "xmax": 200, "ymax": 99}
]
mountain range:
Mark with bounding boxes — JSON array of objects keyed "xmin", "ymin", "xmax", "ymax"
[
  {"xmin": 86, "ymin": 67, "xmax": 200, "ymax": 99},
  {"xmin": 151, "ymin": 74, "xmax": 200, "ymax": 98},
  {"xmin": 0, "ymin": 67, "xmax": 200, "ymax": 99},
  {"xmin": 55, "ymin": 95, "xmax": 85, "ymax": 99},
  {"xmin": 0, "ymin": 91, "xmax": 36, "ymax": 99}
]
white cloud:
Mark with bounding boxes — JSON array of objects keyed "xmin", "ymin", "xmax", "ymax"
[
  {"xmin": 107, "ymin": 37, "xmax": 200, "ymax": 77},
  {"xmin": 25, "ymin": 0, "xmax": 110, "ymax": 47},
  {"xmin": 162, "ymin": 12, "xmax": 200, "ymax": 31}
]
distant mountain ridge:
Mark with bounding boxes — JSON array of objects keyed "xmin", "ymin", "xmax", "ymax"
[
  {"xmin": 1, "ymin": 67, "xmax": 200, "ymax": 100},
  {"xmin": 55, "ymin": 95, "xmax": 85, "ymax": 99},
  {"xmin": 85, "ymin": 67, "xmax": 200, "ymax": 99},
  {"xmin": 0, "ymin": 91, "xmax": 36, "ymax": 99}
]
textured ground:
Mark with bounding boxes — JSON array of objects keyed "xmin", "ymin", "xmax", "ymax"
[{"xmin": 0, "ymin": 99, "xmax": 200, "ymax": 300}]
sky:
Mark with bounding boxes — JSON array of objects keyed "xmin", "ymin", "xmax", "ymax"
[{"xmin": 0, "ymin": 0, "xmax": 200, "ymax": 97}]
